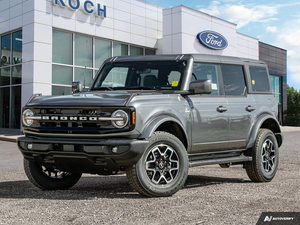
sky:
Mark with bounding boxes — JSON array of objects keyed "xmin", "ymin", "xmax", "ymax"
[{"xmin": 145, "ymin": 0, "xmax": 300, "ymax": 91}]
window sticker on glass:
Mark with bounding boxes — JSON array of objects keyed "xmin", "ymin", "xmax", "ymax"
[
  {"xmin": 211, "ymin": 83, "xmax": 217, "ymax": 90},
  {"xmin": 172, "ymin": 81, "xmax": 179, "ymax": 87},
  {"xmin": 252, "ymin": 80, "xmax": 255, "ymax": 85}
]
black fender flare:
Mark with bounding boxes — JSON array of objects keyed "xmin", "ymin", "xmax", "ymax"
[
  {"xmin": 138, "ymin": 115, "xmax": 189, "ymax": 150},
  {"xmin": 246, "ymin": 114, "xmax": 282, "ymax": 149}
]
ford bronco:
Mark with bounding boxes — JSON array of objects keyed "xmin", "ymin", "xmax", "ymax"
[{"xmin": 17, "ymin": 54, "xmax": 282, "ymax": 197}]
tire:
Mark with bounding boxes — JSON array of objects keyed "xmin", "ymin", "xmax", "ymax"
[
  {"xmin": 126, "ymin": 132, "xmax": 188, "ymax": 197},
  {"xmin": 24, "ymin": 158, "xmax": 82, "ymax": 190},
  {"xmin": 245, "ymin": 129, "xmax": 279, "ymax": 182}
]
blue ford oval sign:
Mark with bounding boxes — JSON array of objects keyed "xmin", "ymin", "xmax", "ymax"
[{"xmin": 197, "ymin": 31, "xmax": 228, "ymax": 50}]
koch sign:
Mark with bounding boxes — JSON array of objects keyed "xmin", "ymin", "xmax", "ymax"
[
  {"xmin": 53, "ymin": 0, "xmax": 107, "ymax": 18},
  {"xmin": 197, "ymin": 31, "xmax": 228, "ymax": 50}
]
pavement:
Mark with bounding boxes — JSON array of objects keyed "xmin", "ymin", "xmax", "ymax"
[{"xmin": 1, "ymin": 126, "xmax": 299, "ymax": 143}]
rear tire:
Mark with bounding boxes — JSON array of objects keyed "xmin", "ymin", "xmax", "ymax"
[
  {"xmin": 245, "ymin": 129, "xmax": 279, "ymax": 182},
  {"xmin": 24, "ymin": 158, "xmax": 82, "ymax": 190},
  {"xmin": 126, "ymin": 132, "xmax": 188, "ymax": 197}
]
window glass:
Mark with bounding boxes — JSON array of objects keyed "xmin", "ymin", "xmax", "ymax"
[
  {"xmin": 75, "ymin": 34, "xmax": 92, "ymax": 67},
  {"xmin": 74, "ymin": 68, "xmax": 93, "ymax": 88},
  {"xmin": 192, "ymin": 63, "xmax": 219, "ymax": 95},
  {"xmin": 12, "ymin": 30, "xmax": 22, "ymax": 64},
  {"xmin": 11, "ymin": 85, "xmax": 21, "ymax": 129},
  {"xmin": 95, "ymin": 39, "xmax": 111, "ymax": 68},
  {"xmin": 0, "ymin": 87, "xmax": 10, "ymax": 128},
  {"xmin": 52, "ymin": 30, "xmax": 72, "ymax": 65},
  {"xmin": 52, "ymin": 65, "xmax": 73, "ymax": 85},
  {"xmin": 249, "ymin": 66, "xmax": 271, "ymax": 92},
  {"xmin": 0, "ymin": 67, "xmax": 10, "ymax": 86},
  {"xmin": 1, "ymin": 34, "xmax": 11, "ymax": 67},
  {"xmin": 270, "ymin": 75, "xmax": 281, "ymax": 104},
  {"xmin": 92, "ymin": 61, "xmax": 185, "ymax": 90},
  {"xmin": 145, "ymin": 49, "xmax": 156, "ymax": 55},
  {"xmin": 221, "ymin": 65, "xmax": 246, "ymax": 96},
  {"xmin": 113, "ymin": 43, "xmax": 128, "ymax": 56},
  {"xmin": 12, "ymin": 65, "xmax": 22, "ymax": 85},
  {"xmin": 101, "ymin": 67, "xmax": 128, "ymax": 87},
  {"xmin": 52, "ymin": 86, "xmax": 72, "ymax": 95},
  {"xmin": 130, "ymin": 46, "xmax": 143, "ymax": 55}
]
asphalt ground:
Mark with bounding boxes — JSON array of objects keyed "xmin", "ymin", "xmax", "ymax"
[{"xmin": 0, "ymin": 129, "xmax": 299, "ymax": 225}]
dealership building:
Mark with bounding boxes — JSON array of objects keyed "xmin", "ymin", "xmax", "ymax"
[{"xmin": 0, "ymin": 0, "xmax": 287, "ymax": 130}]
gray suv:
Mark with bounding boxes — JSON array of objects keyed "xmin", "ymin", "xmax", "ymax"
[{"xmin": 18, "ymin": 54, "xmax": 282, "ymax": 197}]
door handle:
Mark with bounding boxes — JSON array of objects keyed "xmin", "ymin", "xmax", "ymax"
[
  {"xmin": 217, "ymin": 106, "xmax": 228, "ymax": 112},
  {"xmin": 246, "ymin": 105, "xmax": 255, "ymax": 112}
]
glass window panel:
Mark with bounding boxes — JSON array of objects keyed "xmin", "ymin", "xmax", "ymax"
[
  {"xmin": 95, "ymin": 39, "xmax": 111, "ymax": 68},
  {"xmin": 74, "ymin": 68, "xmax": 93, "ymax": 88},
  {"xmin": 75, "ymin": 34, "xmax": 92, "ymax": 67},
  {"xmin": 12, "ymin": 65, "xmax": 22, "ymax": 85},
  {"xmin": 11, "ymin": 86, "xmax": 21, "ymax": 129},
  {"xmin": 52, "ymin": 30, "xmax": 72, "ymax": 65},
  {"xmin": 113, "ymin": 43, "xmax": 128, "ymax": 56},
  {"xmin": 221, "ymin": 65, "xmax": 246, "ymax": 96},
  {"xmin": 0, "ymin": 87, "xmax": 10, "ymax": 128},
  {"xmin": 130, "ymin": 46, "xmax": 143, "ymax": 55},
  {"xmin": 193, "ymin": 63, "xmax": 220, "ymax": 96},
  {"xmin": 249, "ymin": 66, "xmax": 271, "ymax": 92},
  {"xmin": 145, "ymin": 49, "xmax": 156, "ymax": 55},
  {"xmin": 0, "ymin": 67, "xmax": 10, "ymax": 86},
  {"xmin": 12, "ymin": 30, "xmax": 22, "ymax": 64},
  {"xmin": 1, "ymin": 34, "xmax": 11, "ymax": 67},
  {"xmin": 52, "ymin": 65, "xmax": 73, "ymax": 85},
  {"xmin": 52, "ymin": 86, "xmax": 72, "ymax": 95},
  {"xmin": 102, "ymin": 67, "xmax": 128, "ymax": 87},
  {"xmin": 269, "ymin": 75, "xmax": 275, "ymax": 92}
]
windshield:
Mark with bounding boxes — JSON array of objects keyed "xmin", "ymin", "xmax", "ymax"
[{"xmin": 91, "ymin": 61, "xmax": 186, "ymax": 91}]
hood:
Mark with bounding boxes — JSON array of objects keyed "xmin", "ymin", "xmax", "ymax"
[{"xmin": 26, "ymin": 92, "xmax": 137, "ymax": 107}]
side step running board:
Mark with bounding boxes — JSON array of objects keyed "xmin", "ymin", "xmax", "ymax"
[{"xmin": 189, "ymin": 155, "xmax": 252, "ymax": 167}]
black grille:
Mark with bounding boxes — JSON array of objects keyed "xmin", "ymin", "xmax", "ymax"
[{"xmin": 24, "ymin": 107, "xmax": 134, "ymax": 136}]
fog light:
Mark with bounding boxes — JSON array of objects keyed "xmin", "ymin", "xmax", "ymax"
[
  {"xmin": 27, "ymin": 143, "xmax": 33, "ymax": 150},
  {"xmin": 112, "ymin": 147, "xmax": 118, "ymax": 153}
]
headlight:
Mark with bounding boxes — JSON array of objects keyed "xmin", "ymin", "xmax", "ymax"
[
  {"xmin": 111, "ymin": 110, "xmax": 129, "ymax": 128},
  {"xmin": 22, "ymin": 109, "xmax": 34, "ymax": 126}
]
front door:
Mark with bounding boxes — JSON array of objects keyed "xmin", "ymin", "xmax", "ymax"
[{"xmin": 189, "ymin": 63, "xmax": 229, "ymax": 153}]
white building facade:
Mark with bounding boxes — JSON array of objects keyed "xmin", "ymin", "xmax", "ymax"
[{"xmin": 0, "ymin": 0, "xmax": 279, "ymax": 129}]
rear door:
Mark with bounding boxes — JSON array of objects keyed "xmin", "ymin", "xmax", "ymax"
[{"xmin": 220, "ymin": 64, "xmax": 256, "ymax": 150}]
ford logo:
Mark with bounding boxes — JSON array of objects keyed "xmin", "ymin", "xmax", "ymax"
[{"xmin": 197, "ymin": 31, "xmax": 228, "ymax": 50}]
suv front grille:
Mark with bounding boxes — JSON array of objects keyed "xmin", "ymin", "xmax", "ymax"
[{"xmin": 23, "ymin": 107, "xmax": 134, "ymax": 136}]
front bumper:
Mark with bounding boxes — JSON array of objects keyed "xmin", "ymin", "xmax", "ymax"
[{"xmin": 17, "ymin": 136, "xmax": 148, "ymax": 175}]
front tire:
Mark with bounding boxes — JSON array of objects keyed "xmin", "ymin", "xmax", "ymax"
[
  {"xmin": 245, "ymin": 129, "xmax": 279, "ymax": 182},
  {"xmin": 126, "ymin": 132, "xmax": 188, "ymax": 197},
  {"xmin": 24, "ymin": 159, "xmax": 82, "ymax": 190}
]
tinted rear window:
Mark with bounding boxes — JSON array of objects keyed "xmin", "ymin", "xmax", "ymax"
[{"xmin": 249, "ymin": 66, "xmax": 270, "ymax": 92}]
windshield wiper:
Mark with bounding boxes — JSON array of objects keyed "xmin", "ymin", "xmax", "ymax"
[{"xmin": 91, "ymin": 87, "xmax": 114, "ymax": 91}]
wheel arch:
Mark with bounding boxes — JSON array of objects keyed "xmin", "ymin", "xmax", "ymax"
[
  {"xmin": 247, "ymin": 115, "xmax": 282, "ymax": 149},
  {"xmin": 139, "ymin": 116, "xmax": 189, "ymax": 151}
]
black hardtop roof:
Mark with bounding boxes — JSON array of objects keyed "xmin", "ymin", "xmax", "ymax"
[{"xmin": 106, "ymin": 54, "xmax": 266, "ymax": 65}]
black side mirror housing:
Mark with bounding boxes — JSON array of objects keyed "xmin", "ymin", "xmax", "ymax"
[
  {"xmin": 72, "ymin": 81, "xmax": 83, "ymax": 94},
  {"xmin": 189, "ymin": 79, "xmax": 212, "ymax": 94}
]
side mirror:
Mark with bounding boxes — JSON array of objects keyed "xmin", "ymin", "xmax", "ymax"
[
  {"xmin": 72, "ymin": 81, "xmax": 82, "ymax": 94},
  {"xmin": 189, "ymin": 79, "xmax": 212, "ymax": 94}
]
